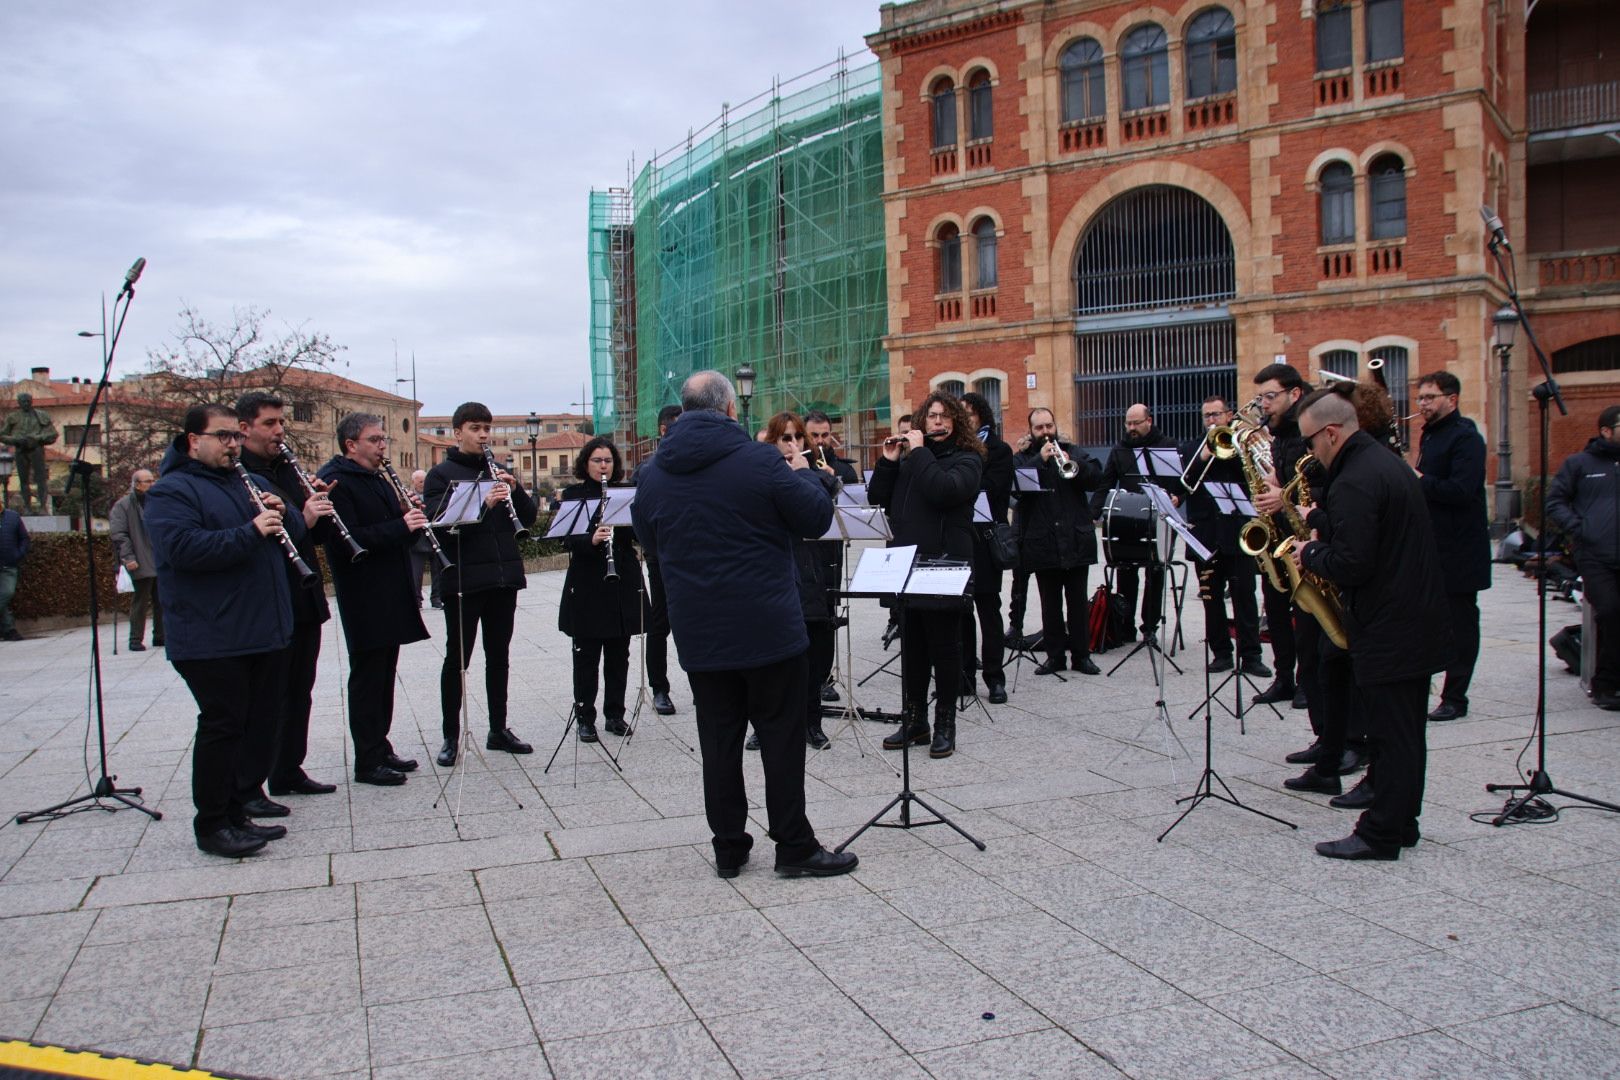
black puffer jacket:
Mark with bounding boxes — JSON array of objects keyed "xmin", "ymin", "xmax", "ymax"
[
  {"xmin": 1013, "ymin": 441, "xmax": 1103, "ymax": 571},
  {"xmin": 316, "ymin": 455, "xmax": 429, "ymax": 653},
  {"xmin": 424, "ymin": 448, "xmax": 539, "ymax": 595},
  {"xmin": 1416, "ymin": 410, "xmax": 1491, "ymax": 594},
  {"xmin": 868, "ymin": 439, "xmax": 983, "ymax": 561},
  {"xmin": 238, "ymin": 446, "xmax": 332, "ymax": 626},
  {"xmin": 558, "ymin": 479, "xmax": 650, "ymax": 639},
  {"xmin": 1548, "ymin": 437, "xmax": 1620, "ymax": 568}
]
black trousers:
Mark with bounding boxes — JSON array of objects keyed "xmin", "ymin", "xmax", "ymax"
[
  {"xmin": 1308, "ymin": 644, "xmax": 1353, "ymax": 779},
  {"xmin": 646, "ymin": 558, "xmax": 672, "ymax": 695},
  {"xmin": 572, "ymin": 635, "xmax": 630, "ymax": 722},
  {"xmin": 1580, "ymin": 555, "xmax": 1620, "ymax": 695},
  {"xmin": 1437, "ymin": 591, "xmax": 1480, "ymax": 709},
  {"xmin": 687, "ymin": 652, "xmax": 819, "ymax": 863},
  {"xmin": 1354, "ymin": 677, "xmax": 1428, "ymax": 851},
  {"xmin": 1116, "ymin": 563, "xmax": 1166, "ymax": 633},
  {"xmin": 1196, "ymin": 552, "xmax": 1261, "ymax": 660},
  {"xmin": 269, "ymin": 620, "xmax": 323, "ymax": 788},
  {"xmin": 902, "ymin": 604, "xmax": 963, "ymax": 714},
  {"xmin": 960, "ymin": 581, "xmax": 1006, "ymax": 684},
  {"xmin": 1008, "ymin": 567, "xmax": 1032, "ymax": 635},
  {"xmin": 348, "ymin": 644, "xmax": 401, "ymax": 773},
  {"xmin": 1296, "ymin": 611, "xmax": 1323, "ymax": 736},
  {"xmin": 1035, "ymin": 565, "xmax": 1091, "ymax": 662},
  {"xmin": 1261, "ymin": 575, "xmax": 1297, "ymax": 688},
  {"xmin": 805, "ymin": 620, "xmax": 836, "ymax": 731},
  {"xmin": 175, "ymin": 650, "xmax": 287, "ymax": 836},
  {"xmin": 440, "ymin": 587, "xmax": 518, "ymax": 740}
]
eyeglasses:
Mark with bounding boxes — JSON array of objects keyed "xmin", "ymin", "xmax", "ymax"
[
  {"xmin": 779, "ymin": 432, "xmax": 803, "ymax": 441},
  {"xmin": 1257, "ymin": 390, "xmax": 1287, "ymax": 404},
  {"xmin": 362, "ymin": 435, "xmax": 389, "ymax": 444},
  {"xmin": 588, "ymin": 456, "xmax": 614, "ymax": 465},
  {"xmin": 1301, "ymin": 422, "xmax": 1340, "ymax": 443},
  {"xmin": 1415, "ymin": 392, "xmax": 1449, "ymax": 403},
  {"xmin": 203, "ymin": 430, "xmax": 244, "ymax": 443},
  {"xmin": 1201, "ymin": 411, "xmax": 1229, "ymax": 420}
]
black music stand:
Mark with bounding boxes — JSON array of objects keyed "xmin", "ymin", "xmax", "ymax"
[
  {"xmin": 820, "ymin": 505, "xmax": 904, "ymax": 749},
  {"xmin": 541, "ymin": 498, "xmax": 626, "ymax": 780},
  {"xmin": 1183, "ymin": 481, "xmax": 1278, "ymax": 733}
]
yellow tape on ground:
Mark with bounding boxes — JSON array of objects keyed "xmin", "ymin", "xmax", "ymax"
[{"xmin": 0, "ymin": 1040, "xmax": 240, "ymax": 1079}]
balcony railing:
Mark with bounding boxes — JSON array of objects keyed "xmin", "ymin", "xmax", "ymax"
[
  {"xmin": 1536, "ymin": 247, "xmax": 1620, "ymax": 291},
  {"xmin": 1529, "ymin": 81, "xmax": 1620, "ymax": 133}
]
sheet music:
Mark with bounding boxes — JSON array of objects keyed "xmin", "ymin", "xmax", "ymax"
[
  {"xmin": 971, "ymin": 492, "xmax": 992, "ymax": 523},
  {"xmin": 851, "ymin": 545, "xmax": 915, "ymax": 594},
  {"xmin": 837, "ymin": 483, "xmax": 869, "ymax": 507},
  {"xmin": 904, "ymin": 564, "xmax": 972, "ymax": 596},
  {"xmin": 1013, "ymin": 467, "xmax": 1045, "ymax": 492},
  {"xmin": 544, "ymin": 499, "xmax": 594, "ymax": 538},
  {"xmin": 1142, "ymin": 483, "xmax": 1186, "ymax": 524},
  {"xmin": 818, "ymin": 506, "xmax": 891, "ymax": 541},
  {"xmin": 1206, "ymin": 481, "xmax": 1256, "ymax": 517},
  {"xmin": 1134, "ymin": 447, "xmax": 1184, "ymax": 478},
  {"xmin": 598, "ymin": 487, "xmax": 637, "ymax": 526},
  {"xmin": 434, "ymin": 480, "xmax": 494, "ymax": 527}
]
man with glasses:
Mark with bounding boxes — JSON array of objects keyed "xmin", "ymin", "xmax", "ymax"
[
  {"xmin": 1249, "ymin": 365, "xmax": 1308, "ymax": 710},
  {"xmin": 1091, "ymin": 403, "xmax": 1182, "ymax": 643},
  {"xmin": 318, "ymin": 414, "xmax": 429, "ymax": 786},
  {"xmin": 1017, "ymin": 407, "xmax": 1104, "ymax": 676},
  {"xmin": 145, "ymin": 404, "xmax": 299, "ymax": 857},
  {"xmin": 1412, "ymin": 372, "xmax": 1489, "ymax": 721},
  {"xmin": 1548, "ymin": 405, "xmax": 1620, "ymax": 710},
  {"xmin": 1289, "ymin": 388, "xmax": 1450, "ymax": 859}
]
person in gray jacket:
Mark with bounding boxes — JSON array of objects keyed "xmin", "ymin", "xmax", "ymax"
[{"xmin": 108, "ymin": 468, "xmax": 163, "ymax": 651}]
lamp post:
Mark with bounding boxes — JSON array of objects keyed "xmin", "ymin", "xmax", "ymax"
[
  {"xmin": 394, "ymin": 352, "xmax": 419, "ymax": 471},
  {"xmin": 525, "ymin": 411, "xmax": 541, "ymax": 493},
  {"xmin": 735, "ymin": 363, "xmax": 756, "ymax": 431},
  {"xmin": 1492, "ymin": 304, "xmax": 1521, "ymax": 539}
]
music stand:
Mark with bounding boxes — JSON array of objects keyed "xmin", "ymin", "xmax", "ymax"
[
  {"xmin": 820, "ymin": 507, "xmax": 903, "ymax": 752},
  {"xmin": 541, "ymin": 498, "xmax": 626, "ymax": 781},
  {"xmin": 1004, "ymin": 468, "xmax": 1052, "ymax": 686},
  {"xmin": 1185, "ymin": 481, "xmax": 1278, "ymax": 733},
  {"xmin": 1105, "ymin": 488, "xmax": 1186, "ymax": 680}
]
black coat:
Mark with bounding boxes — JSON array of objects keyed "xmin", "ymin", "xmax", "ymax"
[
  {"xmin": 1178, "ymin": 439, "xmax": 1249, "ymax": 557},
  {"xmin": 558, "ymin": 479, "xmax": 650, "ymax": 639},
  {"xmin": 796, "ymin": 469, "xmax": 841, "ymax": 621},
  {"xmin": 1548, "ymin": 437, "xmax": 1620, "ymax": 568},
  {"xmin": 1090, "ymin": 429, "xmax": 1185, "ymax": 518},
  {"xmin": 1416, "ymin": 410, "xmax": 1491, "ymax": 594},
  {"xmin": 238, "ymin": 446, "xmax": 332, "ymax": 626},
  {"xmin": 316, "ymin": 455, "xmax": 429, "ymax": 653},
  {"xmin": 964, "ymin": 430, "xmax": 1015, "ymax": 595},
  {"xmin": 424, "ymin": 448, "xmax": 539, "ymax": 596},
  {"xmin": 868, "ymin": 440, "xmax": 983, "ymax": 561},
  {"xmin": 1013, "ymin": 441, "xmax": 1103, "ymax": 571},
  {"xmin": 1299, "ymin": 431, "xmax": 1452, "ymax": 685}
]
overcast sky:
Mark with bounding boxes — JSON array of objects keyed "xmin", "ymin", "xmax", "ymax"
[{"xmin": 0, "ymin": 1, "xmax": 884, "ymax": 417}]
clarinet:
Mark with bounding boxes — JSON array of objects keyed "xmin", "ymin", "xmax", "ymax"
[
  {"xmin": 482, "ymin": 447, "xmax": 529, "ymax": 538},
  {"xmin": 381, "ymin": 457, "xmax": 452, "ymax": 570},
  {"xmin": 276, "ymin": 441, "xmax": 365, "ymax": 562},
  {"xmin": 233, "ymin": 460, "xmax": 316, "ymax": 584},
  {"xmin": 595, "ymin": 488, "xmax": 618, "ymax": 582}
]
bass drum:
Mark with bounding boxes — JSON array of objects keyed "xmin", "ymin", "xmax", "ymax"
[{"xmin": 1102, "ymin": 488, "xmax": 1169, "ymax": 567}]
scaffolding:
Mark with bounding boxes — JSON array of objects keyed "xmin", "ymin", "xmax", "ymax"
[{"xmin": 590, "ymin": 52, "xmax": 889, "ymax": 458}]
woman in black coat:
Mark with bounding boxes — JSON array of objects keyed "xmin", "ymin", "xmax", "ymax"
[
  {"xmin": 558, "ymin": 438, "xmax": 650, "ymax": 742},
  {"xmin": 868, "ymin": 391, "xmax": 984, "ymax": 758}
]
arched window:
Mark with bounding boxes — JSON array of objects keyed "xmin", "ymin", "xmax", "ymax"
[
  {"xmin": 973, "ymin": 377, "xmax": 1003, "ymax": 425},
  {"xmin": 1368, "ymin": 154, "xmax": 1407, "ymax": 240},
  {"xmin": 1060, "ymin": 38, "xmax": 1106, "ymax": 123},
  {"xmin": 972, "ymin": 218, "xmax": 998, "ymax": 289},
  {"xmin": 1319, "ymin": 162, "xmax": 1355, "ymax": 244},
  {"xmin": 1185, "ymin": 8, "xmax": 1237, "ymax": 99},
  {"xmin": 1121, "ymin": 25, "xmax": 1170, "ymax": 111},
  {"xmin": 967, "ymin": 70, "xmax": 993, "ymax": 141},
  {"xmin": 1552, "ymin": 336, "xmax": 1620, "ymax": 374},
  {"xmin": 931, "ymin": 77, "xmax": 957, "ymax": 149},
  {"xmin": 1366, "ymin": 0, "xmax": 1403, "ymax": 63},
  {"xmin": 1315, "ymin": 0, "xmax": 1352, "ymax": 71},
  {"xmin": 937, "ymin": 223, "xmax": 962, "ymax": 293},
  {"xmin": 1320, "ymin": 348, "xmax": 1358, "ymax": 379},
  {"xmin": 1369, "ymin": 344, "xmax": 1411, "ymax": 443},
  {"xmin": 939, "ymin": 379, "xmax": 966, "ymax": 398}
]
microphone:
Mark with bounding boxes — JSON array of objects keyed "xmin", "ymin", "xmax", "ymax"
[
  {"xmin": 1479, "ymin": 206, "xmax": 1510, "ymax": 251},
  {"xmin": 118, "ymin": 257, "xmax": 147, "ymax": 297}
]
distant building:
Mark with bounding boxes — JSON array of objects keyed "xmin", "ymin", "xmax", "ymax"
[{"xmin": 418, "ymin": 412, "xmax": 591, "ymax": 492}]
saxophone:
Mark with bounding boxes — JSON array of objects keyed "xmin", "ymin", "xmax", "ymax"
[{"xmin": 1237, "ymin": 440, "xmax": 1349, "ymax": 650}]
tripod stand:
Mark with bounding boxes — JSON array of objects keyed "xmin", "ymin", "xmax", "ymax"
[
  {"xmin": 614, "ymin": 581, "xmax": 696, "ymax": 763},
  {"xmin": 18, "ymin": 265, "xmax": 160, "ymax": 825},
  {"xmin": 1106, "ymin": 559, "xmax": 1188, "ymax": 764}
]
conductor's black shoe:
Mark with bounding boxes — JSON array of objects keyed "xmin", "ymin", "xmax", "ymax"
[
  {"xmin": 1207, "ymin": 655, "xmax": 1234, "ymax": 673},
  {"xmin": 1073, "ymin": 657, "xmax": 1101, "ymax": 675},
  {"xmin": 1291, "ymin": 688, "xmax": 1309, "ymax": 710},
  {"xmin": 1035, "ymin": 658, "xmax": 1066, "ymax": 676},
  {"xmin": 603, "ymin": 716, "xmax": 630, "ymax": 737},
  {"xmin": 1427, "ymin": 703, "xmax": 1466, "ymax": 722},
  {"xmin": 383, "ymin": 754, "xmax": 419, "ymax": 773},
  {"xmin": 1285, "ymin": 739, "xmax": 1323, "ymax": 765},
  {"xmin": 269, "ymin": 774, "xmax": 337, "ymax": 796},
  {"xmin": 1240, "ymin": 657, "xmax": 1272, "ymax": 678},
  {"xmin": 1254, "ymin": 681, "xmax": 1295, "ymax": 705},
  {"xmin": 576, "ymin": 722, "xmax": 599, "ymax": 744},
  {"xmin": 1283, "ymin": 768, "xmax": 1342, "ymax": 795},
  {"xmin": 775, "ymin": 847, "xmax": 859, "ymax": 877},
  {"xmin": 232, "ymin": 819, "xmax": 287, "ymax": 841},
  {"xmin": 716, "ymin": 852, "xmax": 749, "ymax": 879},
  {"xmin": 1334, "ymin": 746, "xmax": 1370, "ymax": 776},
  {"xmin": 127, "ymin": 641, "xmax": 146, "ymax": 652},
  {"xmin": 745, "ymin": 731, "xmax": 760, "ymax": 751},
  {"xmin": 653, "ymin": 692, "xmax": 676, "ymax": 715},
  {"xmin": 436, "ymin": 740, "xmax": 457, "ymax": 767},
  {"xmin": 807, "ymin": 724, "xmax": 830, "ymax": 750},
  {"xmin": 355, "ymin": 765, "xmax": 406, "ymax": 786},
  {"xmin": 1400, "ymin": 825, "xmax": 1421, "ymax": 848},
  {"xmin": 1315, "ymin": 834, "xmax": 1397, "ymax": 861},
  {"xmin": 197, "ymin": 827, "xmax": 266, "ymax": 858},
  {"xmin": 821, "ymin": 683, "xmax": 840, "ymax": 702},
  {"xmin": 1595, "ymin": 691, "xmax": 1620, "ymax": 711},
  {"xmin": 987, "ymin": 679, "xmax": 1008, "ymax": 704},
  {"xmin": 1330, "ymin": 776, "xmax": 1375, "ymax": 809},
  {"xmin": 240, "ymin": 797, "xmax": 290, "ymax": 819},
  {"xmin": 488, "ymin": 728, "xmax": 534, "ymax": 754}
]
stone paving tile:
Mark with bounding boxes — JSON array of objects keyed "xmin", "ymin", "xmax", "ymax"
[
  {"xmin": 543, "ymin": 1019, "xmax": 735, "ymax": 1079},
  {"xmin": 199, "ymin": 1007, "xmax": 370, "ymax": 1078},
  {"xmin": 356, "ymin": 869, "xmax": 481, "ymax": 916},
  {"xmin": 635, "ymin": 907, "xmax": 793, "ymax": 966},
  {"xmin": 1207, "ymin": 974, "xmax": 1429, "ymax": 1056},
  {"xmin": 664, "ymin": 947, "xmax": 848, "ymax": 1021},
  {"xmin": 1442, "ymin": 1002, "xmax": 1620, "ymax": 1076},
  {"xmin": 224, "ymin": 883, "xmax": 356, "ymax": 931},
  {"xmin": 204, "ymin": 962, "xmax": 363, "ymax": 1027},
  {"xmin": 1310, "ymin": 1030, "xmax": 1537, "ymax": 1080},
  {"xmin": 371, "ymin": 1043, "xmax": 554, "ymax": 1080},
  {"xmin": 706, "ymin": 998, "xmax": 903, "ymax": 1079},
  {"xmin": 916, "ymin": 1027, "xmax": 1129, "ymax": 1079},
  {"xmin": 504, "ymin": 924, "xmax": 658, "ymax": 986},
  {"xmin": 1070, "ymin": 999, "xmax": 1295, "ymax": 1079},
  {"xmin": 359, "ymin": 935, "xmax": 513, "ymax": 1006},
  {"xmin": 1329, "ymin": 951, "xmax": 1556, "ymax": 1027},
  {"xmin": 216, "ymin": 917, "xmax": 354, "ymax": 974},
  {"xmin": 365, "ymin": 986, "xmax": 536, "ymax": 1068},
  {"xmin": 520, "ymin": 968, "xmax": 693, "ymax": 1040}
]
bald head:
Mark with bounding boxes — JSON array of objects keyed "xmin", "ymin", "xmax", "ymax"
[
  {"xmin": 681, "ymin": 370, "xmax": 737, "ymax": 416},
  {"xmin": 1124, "ymin": 403, "xmax": 1152, "ymax": 438}
]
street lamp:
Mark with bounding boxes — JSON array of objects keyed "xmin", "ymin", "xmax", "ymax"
[
  {"xmin": 1492, "ymin": 304, "xmax": 1521, "ymax": 538},
  {"xmin": 735, "ymin": 363, "xmax": 756, "ymax": 431},
  {"xmin": 525, "ymin": 411, "xmax": 541, "ymax": 493},
  {"xmin": 395, "ymin": 351, "xmax": 419, "ymax": 471}
]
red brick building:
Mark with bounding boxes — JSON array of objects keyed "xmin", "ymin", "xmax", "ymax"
[{"xmin": 866, "ymin": 0, "xmax": 1619, "ymax": 493}]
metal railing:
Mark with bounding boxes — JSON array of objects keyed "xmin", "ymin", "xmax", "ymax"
[{"xmin": 1528, "ymin": 81, "xmax": 1620, "ymax": 133}]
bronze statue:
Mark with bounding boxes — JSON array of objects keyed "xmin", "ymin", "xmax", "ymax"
[{"xmin": 0, "ymin": 393, "xmax": 59, "ymax": 511}]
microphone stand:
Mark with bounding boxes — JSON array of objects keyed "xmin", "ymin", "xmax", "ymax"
[
  {"xmin": 1482, "ymin": 236, "xmax": 1620, "ymax": 822},
  {"xmin": 18, "ymin": 271, "xmax": 160, "ymax": 824}
]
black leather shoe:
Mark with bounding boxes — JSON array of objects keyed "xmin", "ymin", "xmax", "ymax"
[
  {"xmin": 1207, "ymin": 655, "xmax": 1234, "ymax": 673},
  {"xmin": 1254, "ymin": 681, "xmax": 1295, "ymax": 705},
  {"xmin": 1329, "ymin": 776, "xmax": 1375, "ymax": 809},
  {"xmin": 716, "ymin": 852, "xmax": 749, "ymax": 879},
  {"xmin": 1073, "ymin": 657, "xmax": 1101, "ymax": 676},
  {"xmin": 577, "ymin": 722, "xmax": 599, "ymax": 744},
  {"xmin": 1285, "ymin": 739, "xmax": 1323, "ymax": 765},
  {"xmin": 127, "ymin": 641, "xmax": 146, "ymax": 652},
  {"xmin": 436, "ymin": 740, "xmax": 457, "ymax": 767},
  {"xmin": 1283, "ymin": 768, "xmax": 1342, "ymax": 795},
  {"xmin": 1240, "ymin": 657, "xmax": 1272, "ymax": 677},
  {"xmin": 1400, "ymin": 825, "xmax": 1421, "ymax": 848},
  {"xmin": 653, "ymin": 692, "xmax": 676, "ymax": 715},
  {"xmin": 355, "ymin": 765, "xmax": 406, "ymax": 786},
  {"xmin": 987, "ymin": 679, "xmax": 1008, "ymax": 705},
  {"xmin": 233, "ymin": 820, "xmax": 287, "ymax": 841},
  {"xmin": 881, "ymin": 721, "xmax": 929, "ymax": 750},
  {"xmin": 775, "ymin": 847, "xmax": 859, "ymax": 877},
  {"xmin": 1315, "ymin": 833, "xmax": 1398, "ymax": 861},
  {"xmin": 744, "ymin": 730, "xmax": 760, "ymax": 751},
  {"xmin": 269, "ymin": 774, "xmax": 337, "ymax": 796},
  {"xmin": 1427, "ymin": 702, "xmax": 1466, "ymax": 722},
  {"xmin": 821, "ymin": 683, "xmax": 839, "ymax": 702},
  {"xmin": 487, "ymin": 728, "xmax": 534, "ymax": 753},
  {"xmin": 1291, "ymin": 688, "xmax": 1309, "ymax": 709},
  {"xmin": 240, "ymin": 797, "xmax": 290, "ymax": 818},
  {"xmin": 1594, "ymin": 690, "xmax": 1620, "ymax": 711},
  {"xmin": 197, "ymin": 827, "xmax": 266, "ymax": 858},
  {"xmin": 603, "ymin": 716, "xmax": 630, "ymax": 737},
  {"xmin": 1034, "ymin": 658, "xmax": 1066, "ymax": 676},
  {"xmin": 807, "ymin": 725, "xmax": 830, "ymax": 750},
  {"xmin": 1334, "ymin": 746, "xmax": 1370, "ymax": 776},
  {"xmin": 383, "ymin": 754, "xmax": 418, "ymax": 773},
  {"xmin": 152, "ymin": 637, "xmax": 165, "ymax": 647}
]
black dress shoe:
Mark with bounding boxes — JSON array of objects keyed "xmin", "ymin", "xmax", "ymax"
[
  {"xmin": 881, "ymin": 721, "xmax": 929, "ymax": 750},
  {"xmin": 127, "ymin": 641, "xmax": 146, "ymax": 652},
  {"xmin": 355, "ymin": 765, "xmax": 406, "ymax": 786},
  {"xmin": 240, "ymin": 797, "xmax": 290, "ymax": 818},
  {"xmin": 436, "ymin": 740, "xmax": 458, "ymax": 767},
  {"xmin": 1291, "ymin": 688, "xmax": 1309, "ymax": 709},
  {"xmin": 1285, "ymin": 739, "xmax": 1323, "ymax": 765},
  {"xmin": 1207, "ymin": 655, "xmax": 1234, "ymax": 673},
  {"xmin": 1594, "ymin": 690, "xmax": 1620, "ymax": 711},
  {"xmin": 269, "ymin": 774, "xmax": 337, "ymax": 796},
  {"xmin": 806, "ymin": 725, "xmax": 830, "ymax": 750},
  {"xmin": 1329, "ymin": 776, "xmax": 1375, "ymax": 809},
  {"xmin": 1334, "ymin": 746, "xmax": 1370, "ymax": 776},
  {"xmin": 1240, "ymin": 657, "xmax": 1272, "ymax": 677},
  {"xmin": 1400, "ymin": 825, "xmax": 1421, "ymax": 848},
  {"xmin": 604, "ymin": 716, "xmax": 631, "ymax": 737},
  {"xmin": 1254, "ymin": 681, "xmax": 1295, "ymax": 704},
  {"xmin": 744, "ymin": 730, "xmax": 760, "ymax": 751},
  {"xmin": 383, "ymin": 754, "xmax": 418, "ymax": 773},
  {"xmin": 1427, "ymin": 702, "xmax": 1466, "ymax": 722},
  {"xmin": 1072, "ymin": 657, "xmax": 1101, "ymax": 676},
  {"xmin": 232, "ymin": 820, "xmax": 287, "ymax": 841},
  {"xmin": 821, "ymin": 683, "xmax": 840, "ymax": 702},
  {"xmin": 1034, "ymin": 658, "xmax": 1066, "ymax": 676},
  {"xmin": 577, "ymin": 722, "xmax": 600, "ymax": 744},
  {"xmin": 152, "ymin": 637, "xmax": 165, "ymax": 647},
  {"xmin": 716, "ymin": 852, "xmax": 749, "ymax": 879},
  {"xmin": 653, "ymin": 692, "xmax": 676, "ymax": 715},
  {"xmin": 487, "ymin": 728, "xmax": 534, "ymax": 753},
  {"xmin": 987, "ymin": 680, "xmax": 1008, "ymax": 705},
  {"xmin": 1283, "ymin": 768, "xmax": 1342, "ymax": 795},
  {"xmin": 1315, "ymin": 833, "xmax": 1398, "ymax": 861},
  {"xmin": 197, "ymin": 827, "xmax": 267, "ymax": 858},
  {"xmin": 775, "ymin": 847, "xmax": 859, "ymax": 877}
]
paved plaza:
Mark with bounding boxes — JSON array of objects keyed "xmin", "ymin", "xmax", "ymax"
[{"xmin": 1, "ymin": 559, "xmax": 1618, "ymax": 1078}]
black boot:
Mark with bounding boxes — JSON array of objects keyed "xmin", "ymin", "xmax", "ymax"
[
  {"xmin": 882, "ymin": 706, "xmax": 929, "ymax": 750},
  {"xmin": 929, "ymin": 700, "xmax": 956, "ymax": 759}
]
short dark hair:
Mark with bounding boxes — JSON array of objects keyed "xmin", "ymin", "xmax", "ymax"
[
  {"xmin": 574, "ymin": 436, "xmax": 625, "ymax": 482},
  {"xmin": 1028, "ymin": 406, "xmax": 1054, "ymax": 426},
  {"xmin": 183, "ymin": 403, "xmax": 237, "ymax": 435},
  {"xmin": 803, "ymin": 409, "xmax": 832, "ymax": 427},
  {"xmin": 1253, "ymin": 363, "xmax": 1307, "ymax": 392},
  {"xmin": 233, "ymin": 391, "xmax": 283, "ymax": 423},
  {"xmin": 657, "ymin": 404, "xmax": 681, "ymax": 430},
  {"xmin": 1417, "ymin": 371, "xmax": 1461, "ymax": 398},
  {"xmin": 1203, "ymin": 394, "xmax": 1231, "ymax": 410},
  {"xmin": 960, "ymin": 391, "xmax": 998, "ymax": 437},
  {"xmin": 895, "ymin": 413, "xmax": 912, "ymax": 426},
  {"xmin": 451, "ymin": 402, "xmax": 493, "ymax": 428},
  {"xmin": 337, "ymin": 412, "xmax": 383, "ymax": 453},
  {"xmin": 1600, "ymin": 406, "xmax": 1620, "ymax": 431}
]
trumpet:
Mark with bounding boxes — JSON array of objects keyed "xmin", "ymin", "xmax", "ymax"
[
  {"xmin": 233, "ymin": 460, "xmax": 316, "ymax": 585},
  {"xmin": 1046, "ymin": 436, "xmax": 1081, "ymax": 480},
  {"xmin": 482, "ymin": 446, "xmax": 529, "ymax": 538},
  {"xmin": 381, "ymin": 457, "xmax": 452, "ymax": 570},
  {"xmin": 277, "ymin": 440, "xmax": 365, "ymax": 562}
]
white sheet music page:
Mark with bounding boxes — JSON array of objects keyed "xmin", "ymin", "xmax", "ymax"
[
  {"xmin": 904, "ymin": 564, "xmax": 972, "ymax": 596},
  {"xmin": 851, "ymin": 545, "xmax": 915, "ymax": 594}
]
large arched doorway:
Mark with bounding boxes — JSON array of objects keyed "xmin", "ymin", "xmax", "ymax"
[{"xmin": 1071, "ymin": 185, "xmax": 1237, "ymax": 452}]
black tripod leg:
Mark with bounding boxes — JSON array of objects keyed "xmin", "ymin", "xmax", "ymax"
[
  {"xmin": 835, "ymin": 791, "xmax": 906, "ymax": 852},
  {"xmin": 905, "ymin": 791, "xmax": 986, "ymax": 850}
]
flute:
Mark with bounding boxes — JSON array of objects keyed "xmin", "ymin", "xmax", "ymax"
[
  {"xmin": 233, "ymin": 460, "xmax": 316, "ymax": 584},
  {"xmin": 277, "ymin": 440, "xmax": 365, "ymax": 561},
  {"xmin": 482, "ymin": 447, "xmax": 529, "ymax": 538},
  {"xmin": 381, "ymin": 457, "xmax": 452, "ymax": 570}
]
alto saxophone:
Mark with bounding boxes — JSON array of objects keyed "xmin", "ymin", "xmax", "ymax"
[{"xmin": 1236, "ymin": 440, "xmax": 1348, "ymax": 650}]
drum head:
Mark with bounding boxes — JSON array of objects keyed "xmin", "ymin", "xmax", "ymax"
[{"xmin": 1103, "ymin": 488, "xmax": 1160, "ymax": 567}]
